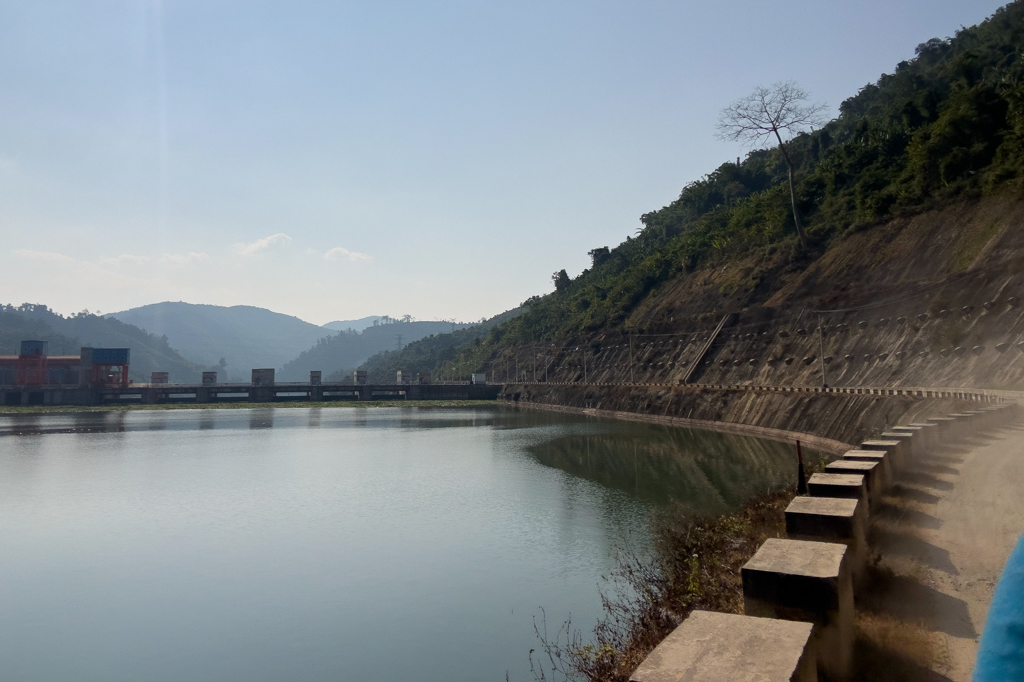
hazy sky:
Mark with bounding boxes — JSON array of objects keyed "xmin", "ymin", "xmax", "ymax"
[{"xmin": 0, "ymin": 0, "xmax": 1006, "ymax": 325}]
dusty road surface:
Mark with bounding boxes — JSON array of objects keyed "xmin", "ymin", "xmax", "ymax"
[{"xmin": 855, "ymin": 419, "xmax": 1024, "ymax": 681}]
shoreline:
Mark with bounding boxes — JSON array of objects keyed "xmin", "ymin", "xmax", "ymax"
[
  {"xmin": 0, "ymin": 399, "xmax": 498, "ymax": 416},
  {"xmin": 509, "ymin": 399, "xmax": 854, "ymax": 455}
]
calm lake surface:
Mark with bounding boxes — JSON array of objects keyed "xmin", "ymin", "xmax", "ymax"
[{"xmin": 0, "ymin": 406, "xmax": 801, "ymax": 681}]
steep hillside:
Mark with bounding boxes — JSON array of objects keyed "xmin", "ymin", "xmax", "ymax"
[
  {"xmin": 1, "ymin": 304, "xmax": 204, "ymax": 382},
  {"xmin": 351, "ymin": 307, "xmax": 523, "ymax": 383},
  {"xmin": 279, "ymin": 320, "xmax": 471, "ymax": 381},
  {"xmin": 487, "ymin": 195, "xmax": 1024, "ymax": 392},
  {"xmin": 110, "ymin": 302, "xmax": 331, "ymax": 381},
  {"xmin": 447, "ymin": 1, "xmax": 1024, "ymax": 392}
]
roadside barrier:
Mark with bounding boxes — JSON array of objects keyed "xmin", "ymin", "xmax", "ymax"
[{"xmin": 627, "ymin": 402, "xmax": 1018, "ymax": 681}]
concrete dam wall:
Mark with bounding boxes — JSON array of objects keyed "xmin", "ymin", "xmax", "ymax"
[{"xmin": 501, "ymin": 383, "xmax": 979, "ymax": 449}]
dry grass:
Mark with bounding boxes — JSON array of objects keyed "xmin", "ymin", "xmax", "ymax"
[{"xmin": 530, "ymin": 489, "xmax": 796, "ymax": 682}]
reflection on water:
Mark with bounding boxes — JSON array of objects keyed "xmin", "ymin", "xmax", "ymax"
[
  {"xmin": 0, "ymin": 404, "xmax": 806, "ymax": 682},
  {"xmin": 0, "ymin": 405, "xmax": 542, "ymax": 436},
  {"xmin": 0, "ymin": 406, "xmax": 806, "ymax": 520},
  {"xmin": 529, "ymin": 426, "xmax": 803, "ymax": 514},
  {"xmin": 307, "ymin": 407, "xmax": 321, "ymax": 429},
  {"xmin": 248, "ymin": 408, "xmax": 274, "ymax": 430}
]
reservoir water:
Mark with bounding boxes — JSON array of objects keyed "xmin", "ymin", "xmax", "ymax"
[{"xmin": 0, "ymin": 405, "xmax": 801, "ymax": 681}]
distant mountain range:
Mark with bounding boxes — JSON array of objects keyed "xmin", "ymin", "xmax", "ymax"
[
  {"xmin": 322, "ymin": 316, "xmax": 383, "ymax": 332},
  {"xmin": 109, "ymin": 302, "xmax": 332, "ymax": 381},
  {"xmin": 354, "ymin": 307, "xmax": 522, "ymax": 383},
  {"xmin": 2, "ymin": 304, "xmax": 203, "ymax": 382},
  {"xmin": 107, "ymin": 302, "xmax": 477, "ymax": 382},
  {"xmin": 279, "ymin": 320, "xmax": 471, "ymax": 381},
  {"xmin": 2, "ymin": 300, "xmax": 519, "ymax": 385}
]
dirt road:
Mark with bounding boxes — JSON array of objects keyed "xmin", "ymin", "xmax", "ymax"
[{"xmin": 856, "ymin": 420, "xmax": 1024, "ymax": 681}]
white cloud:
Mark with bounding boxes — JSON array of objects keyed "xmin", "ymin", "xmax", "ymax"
[
  {"xmin": 100, "ymin": 254, "xmax": 151, "ymax": 267},
  {"xmin": 324, "ymin": 246, "xmax": 372, "ymax": 263},
  {"xmin": 12, "ymin": 249, "xmax": 149, "ymax": 289},
  {"xmin": 14, "ymin": 249, "xmax": 75, "ymax": 263},
  {"xmin": 160, "ymin": 251, "xmax": 210, "ymax": 265},
  {"xmin": 235, "ymin": 233, "xmax": 292, "ymax": 256}
]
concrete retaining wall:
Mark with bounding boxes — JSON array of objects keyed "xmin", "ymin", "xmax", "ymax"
[
  {"xmin": 627, "ymin": 403, "xmax": 1018, "ymax": 680},
  {"xmin": 502, "ymin": 382, "xmax": 980, "ymax": 447}
]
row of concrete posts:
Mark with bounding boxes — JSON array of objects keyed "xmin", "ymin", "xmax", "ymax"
[{"xmin": 630, "ymin": 402, "xmax": 1017, "ymax": 681}]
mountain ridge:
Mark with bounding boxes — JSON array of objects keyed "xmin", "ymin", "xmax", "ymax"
[
  {"xmin": 1, "ymin": 304, "xmax": 204, "ymax": 382},
  {"xmin": 109, "ymin": 302, "xmax": 332, "ymax": 381},
  {"xmin": 436, "ymin": 1, "xmax": 1024, "ymax": 379}
]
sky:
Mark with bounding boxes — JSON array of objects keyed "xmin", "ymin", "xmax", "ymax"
[{"xmin": 0, "ymin": 0, "xmax": 1008, "ymax": 326}]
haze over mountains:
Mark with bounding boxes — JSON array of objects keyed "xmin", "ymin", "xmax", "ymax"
[
  {"xmin": 1, "ymin": 304, "xmax": 203, "ymax": 382},
  {"xmin": 110, "ymin": 303, "xmax": 332, "ymax": 381},
  {"xmin": 105, "ymin": 302, "xmax": 473, "ymax": 382},
  {"xmin": 323, "ymin": 317, "xmax": 383, "ymax": 332},
  {"xmin": 280, "ymin": 320, "xmax": 472, "ymax": 381}
]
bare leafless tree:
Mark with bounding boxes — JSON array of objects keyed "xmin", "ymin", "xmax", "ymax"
[{"xmin": 717, "ymin": 81, "xmax": 828, "ymax": 249}]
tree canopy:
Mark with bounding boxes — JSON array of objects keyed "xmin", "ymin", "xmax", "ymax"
[
  {"xmin": 479, "ymin": 1, "xmax": 1024, "ymax": 348},
  {"xmin": 717, "ymin": 81, "xmax": 828, "ymax": 248}
]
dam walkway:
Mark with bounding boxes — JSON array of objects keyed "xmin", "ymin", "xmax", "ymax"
[{"xmin": 862, "ymin": 419, "xmax": 1024, "ymax": 680}]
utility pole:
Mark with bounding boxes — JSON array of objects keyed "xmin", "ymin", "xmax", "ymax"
[
  {"xmin": 583, "ymin": 351, "xmax": 587, "ymax": 384},
  {"xmin": 533, "ymin": 353, "xmax": 536, "ymax": 383},
  {"xmin": 818, "ymin": 313, "xmax": 827, "ymax": 388},
  {"xmin": 396, "ymin": 334, "xmax": 403, "ymax": 351},
  {"xmin": 628, "ymin": 334, "xmax": 635, "ymax": 384}
]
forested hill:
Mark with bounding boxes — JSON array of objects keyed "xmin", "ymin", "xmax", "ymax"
[
  {"xmin": 279, "ymin": 319, "xmax": 473, "ymax": 381},
  {"xmin": 110, "ymin": 302, "xmax": 332, "ymax": 381},
  {"xmin": 0, "ymin": 304, "xmax": 204, "ymax": 382},
  {"xmin": 350, "ymin": 307, "xmax": 524, "ymax": 383},
  {"xmin": 445, "ymin": 1, "xmax": 1024, "ymax": 372}
]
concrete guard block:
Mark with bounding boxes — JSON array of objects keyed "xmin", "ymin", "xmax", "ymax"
[
  {"xmin": 843, "ymin": 449, "xmax": 892, "ymax": 484},
  {"xmin": 976, "ymin": 407, "xmax": 1000, "ymax": 427},
  {"xmin": 926, "ymin": 416, "xmax": 958, "ymax": 439},
  {"xmin": 786, "ymin": 496, "xmax": 867, "ymax": 581},
  {"xmin": 992, "ymin": 403, "xmax": 1018, "ymax": 425},
  {"xmin": 742, "ymin": 538, "xmax": 853, "ymax": 679},
  {"xmin": 906, "ymin": 421, "xmax": 941, "ymax": 449},
  {"xmin": 860, "ymin": 439, "xmax": 905, "ymax": 472},
  {"xmin": 879, "ymin": 431, "xmax": 916, "ymax": 462},
  {"xmin": 962, "ymin": 409, "xmax": 985, "ymax": 420},
  {"xmin": 808, "ymin": 472, "xmax": 868, "ymax": 511},
  {"xmin": 629, "ymin": 610, "xmax": 817, "ymax": 682},
  {"xmin": 947, "ymin": 413, "xmax": 977, "ymax": 439},
  {"xmin": 890, "ymin": 424, "xmax": 933, "ymax": 451},
  {"xmin": 981, "ymin": 404, "xmax": 1016, "ymax": 426},
  {"xmin": 825, "ymin": 460, "xmax": 884, "ymax": 500}
]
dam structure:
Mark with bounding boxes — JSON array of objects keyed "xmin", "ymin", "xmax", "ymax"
[
  {"xmin": 0, "ymin": 342, "xmax": 499, "ymax": 406},
  {"xmin": 7, "ymin": 380, "xmax": 503, "ymax": 407}
]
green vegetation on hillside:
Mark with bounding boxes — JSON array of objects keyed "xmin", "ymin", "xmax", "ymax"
[
  {"xmin": 282, "ymin": 319, "xmax": 473, "ymax": 381},
  {"xmin": 349, "ymin": 307, "xmax": 523, "ymax": 383},
  {"xmin": 490, "ymin": 2, "xmax": 1024, "ymax": 348},
  {"xmin": 1, "ymin": 304, "xmax": 204, "ymax": 382},
  {"xmin": 110, "ymin": 302, "xmax": 333, "ymax": 380}
]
